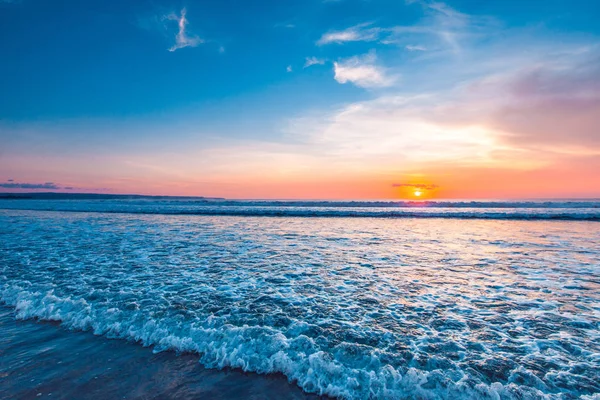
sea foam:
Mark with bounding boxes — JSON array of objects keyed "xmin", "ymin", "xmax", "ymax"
[{"xmin": 1, "ymin": 208, "xmax": 599, "ymax": 399}]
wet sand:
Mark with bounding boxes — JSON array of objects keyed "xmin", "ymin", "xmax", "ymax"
[{"xmin": 0, "ymin": 308, "xmax": 325, "ymax": 399}]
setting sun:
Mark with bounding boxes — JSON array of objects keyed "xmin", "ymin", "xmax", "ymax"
[{"xmin": 414, "ymin": 190, "xmax": 423, "ymax": 197}]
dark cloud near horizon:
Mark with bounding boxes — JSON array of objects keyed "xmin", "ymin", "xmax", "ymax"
[
  {"xmin": 393, "ymin": 183, "xmax": 439, "ymax": 190},
  {"xmin": 0, "ymin": 181, "xmax": 61, "ymax": 189}
]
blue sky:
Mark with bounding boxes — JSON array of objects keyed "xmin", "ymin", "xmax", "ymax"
[{"xmin": 1, "ymin": 0, "xmax": 599, "ymax": 198}]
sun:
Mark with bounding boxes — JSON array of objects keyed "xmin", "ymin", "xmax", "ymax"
[{"xmin": 395, "ymin": 182, "xmax": 437, "ymax": 199}]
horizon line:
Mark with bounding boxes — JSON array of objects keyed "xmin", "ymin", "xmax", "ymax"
[{"xmin": 1, "ymin": 192, "xmax": 600, "ymax": 202}]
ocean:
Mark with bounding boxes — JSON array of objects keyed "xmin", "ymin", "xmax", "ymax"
[{"xmin": 1, "ymin": 199, "xmax": 599, "ymax": 399}]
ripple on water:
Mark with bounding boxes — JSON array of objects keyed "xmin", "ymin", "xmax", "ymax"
[{"xmin": 0, "ymin": 209, "xmax": 599, "ymax": 399}]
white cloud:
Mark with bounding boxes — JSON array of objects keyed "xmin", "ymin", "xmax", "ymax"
[
  {"xmin": 287, "ymin": 46, "xmax": 600, "ymax": 174},
  {"xmin": 333, "ymin": 51, "xmax": 395, "ymax": 88},
  {"xmin": 286, "ymin": 65, "xmax": 293, "ymax": 72},
  {"xmin": 166, "ymin": 8, "xmax": 203, "ymax": 52},
  {"xmin": 273, "ymin": 43, "xmax": 600, "ymax": 179},
  {"xmin": 304, "ymin": 57, "xmax": 326, "ymax": 68},
  {"xmin": 280, "ymin": 93, "xmax": 533, "ymax": 175},
  {"xmin": 405, "ymin": 44, "xmax": 427, "ymax": 51},
  {"xmin": 316, "ymin": 2, "xmax": 492, "ymax": 55},
  {"xmin": 317, "ymin": 23, "xmax": 381, "ymax": 45}
]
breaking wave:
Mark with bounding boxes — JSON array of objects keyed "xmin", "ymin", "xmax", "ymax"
[{"xmin": 1, "ymin": 199, "xmax": 600, "ymax": 220}]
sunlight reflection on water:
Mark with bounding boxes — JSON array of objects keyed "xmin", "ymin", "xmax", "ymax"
[{"xmin": 1, "ymin": 209, "xmax": 599, "ymax": 399}]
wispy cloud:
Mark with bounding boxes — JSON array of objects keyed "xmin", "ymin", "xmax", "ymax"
[
  {"xmin": 165, "ymin": 8, "xmax": 202, "ymax": 52},
  {"xmin": 275, "ymin": 22, "xmax": 296, "ymax": 29},
  {"xmin": 396, "ymin": 1, "xmax": 493, "ymax": 54},
  {"xmin": 317, "ymin": 22, "xmax": 381, "ymax": 45},
  {"xmin": 304, "ymin": 57, "xmax": 326, "ymax": 68},
  {"xmin": 440, "ymin": 47, "xmax": 600, "ymax": 151},
  {"xmin": 317, "ymin": 2, "xmax": 492, "ymax": 54},
  {"xmin": 286, "ymin": 65, "xmax": 293, "ymax": 72},
  {"xmin": 286, "ymin": 95, "xmax": 503, "ymax": 169},
  {"xmin": 405, "ymin": 44, "xmax": 427, "ymax": 51},
  {"xmin": 333, "ymin": 51, "xmax": 395, "ymax": 88}
]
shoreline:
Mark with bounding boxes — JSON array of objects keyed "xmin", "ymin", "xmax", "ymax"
[{"xmin": 0, "ymin": 307, "xmax": 326, "ymax": 400}]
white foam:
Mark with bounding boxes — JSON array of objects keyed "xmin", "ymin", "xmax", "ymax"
[{"xmin": 1, "ymin": 209, "xmax": 598, "ymax": 399}]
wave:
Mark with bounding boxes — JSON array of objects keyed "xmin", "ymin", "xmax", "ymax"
[
  {"xmin": 1, "ymin": 199, "xmax": 600, "ymax": 220},
  {"xmin": 165, "ymin": 200, "xmax": 600, "ymax": 209},
  {"xmin": 2, "ymin": 208, "xmax": 599, "ymax": 399},
  {"xmin": 1, "ymin": 286, "xmax": 578, "ymax": 400}
]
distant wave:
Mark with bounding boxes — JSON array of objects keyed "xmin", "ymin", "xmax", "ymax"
[
  {"xmin": 174, "ymin": 200, "xmax": 600, "ymax": 209},
  {"xmin": 1, "ymin": 199, "xmax": 600, "ymax": 220}
]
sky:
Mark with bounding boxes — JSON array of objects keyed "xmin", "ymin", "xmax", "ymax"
[{"xmin": 1, "ymin": 0, "xmax": 599, "ymax": 199}]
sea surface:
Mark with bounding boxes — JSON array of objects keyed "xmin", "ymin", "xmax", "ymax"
[{"xmin": 1, "ymin": 199, "xmax": 599, "ymax": 399}]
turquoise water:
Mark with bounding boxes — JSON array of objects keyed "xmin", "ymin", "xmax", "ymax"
[{"xmin": 1, "ymin": 201, "xmax": 599, "ymax": 399}]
